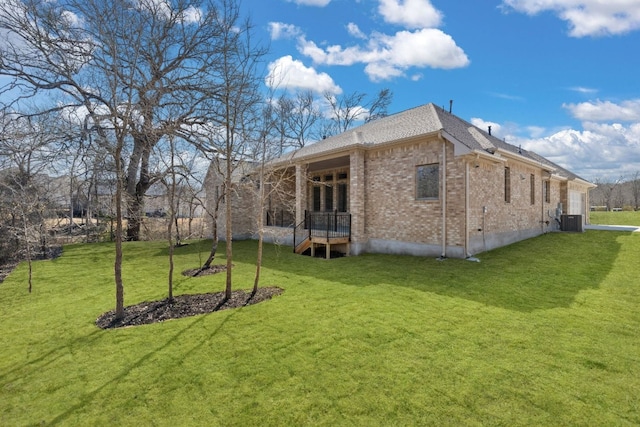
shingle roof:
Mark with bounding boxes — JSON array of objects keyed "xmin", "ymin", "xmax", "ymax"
[{"xmin": 279, "ymin": 102, "xmax": 591, "ymax": 183}]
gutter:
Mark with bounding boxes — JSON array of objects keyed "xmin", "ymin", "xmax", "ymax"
[{"xmin": 495, "ymin": 148, "xmax": 556, "ymax": 172}]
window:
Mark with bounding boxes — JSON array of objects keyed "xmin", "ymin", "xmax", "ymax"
[
  {"xmin": 544, "ymin": 180, "xmax": 551, "ymax": 203},
  {"xmin": 312, "ymin": 186, "xmax": 321, "ymax": 211},
  {"xmin": 504, "ymin": 167, "xmax": 511, "ymax": 203},
  {"xmin": 416, "ymin": 164, "xmax": 439, "ymax": 199},
  {"xmin": 530, "ymin": 174, "xmax": 535, "ymax": 205},
  {"xmin": 325, "ymin": 184, "xmax": 333, "ymax": 211},
  {"xmin": 337, "ymin": 183, "xmax": 348, "ymax": 212}
]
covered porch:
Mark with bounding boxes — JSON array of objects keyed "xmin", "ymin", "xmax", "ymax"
[{"xmin": 266, "ymin": 149, "xmax": 366, "ymax": 257}]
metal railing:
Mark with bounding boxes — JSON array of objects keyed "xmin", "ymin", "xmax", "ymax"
[
  {"xmin": 266, "ymin": 209, "xmax": 295, "ymax": 228},
  {"xmin": 293, "ymin": 210, "xmax": 351, "ymax": 253}
]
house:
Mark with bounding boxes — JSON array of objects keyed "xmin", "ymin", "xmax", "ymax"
[{"xmin": 208, "ymin": 102, "xmax": 595, "ymax": 259}]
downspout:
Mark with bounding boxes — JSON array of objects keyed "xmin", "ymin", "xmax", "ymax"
[
  {"xmin": 541, "ymin": 172, "xmax": 545, "ymax": 234},
  {"xmin": 465, "ymin": 159, "xmax": 470, "ymax": 257},
  {"xmin": 441, "ymin": 139, "xmax": 447, "ymax": 258}
]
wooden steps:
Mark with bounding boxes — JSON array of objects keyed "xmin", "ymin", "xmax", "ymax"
[{"xmin": 294, "ymin": 237, "xmax": 311, "ymax": 254}]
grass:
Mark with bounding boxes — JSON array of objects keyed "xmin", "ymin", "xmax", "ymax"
[
  {"xmin": 1, "ymin": 231, "xmax": 640, "ymax": 426},
  {"xmin": 590, "ymin": 210, "xmax": 640, "ymax": 226}
]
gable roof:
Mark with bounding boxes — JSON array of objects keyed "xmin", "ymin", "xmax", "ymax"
[{"xmin": 276, "ymin": 103, "xmax": 592, "ymax": 185}]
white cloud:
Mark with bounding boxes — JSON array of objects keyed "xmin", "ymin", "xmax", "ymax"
[
  {"xmin": 502, "ymin": 0, "xmax": 640, "ymax": 37},
  {"xmin": 180, "ymin": 6, "xmax": 202, "ymax": 24},
  {"xmin": 564, "ymin": 99, "xmax": 640, "ymax": 122},
  {"xmin": 489, "ymin": 92, "xmax": 525, "ymax": 101},
  {"xmin": 347, "ymin": 23, "xmax": 367, "ymax": 39},
  {"xmin": 570, "ymin": 86, "xmax": 598, "ymax": 94},
  {"xmin": 471, "ymin": 117, "xmax": 502, "ymax": 136},
  {"xmin": 265, "ymin": 55, "xmax": 342, "ymax": 94},
  {"xmin": 520, "ymin": 123, "xmax": 640, "ymax": 179},
  {"xmin": 378, "ymin": 0, "xmax": 443, "ymax": 29},
  {"xmin": 285, "ymin": 0, "xmax": 331, "ymax": 6},
  {"xmin": 480, "ymin": 100, "xmax": 640, "ymax": 179},
  {"xmin": 298, "ymin": 28, "xmax": 469, "ymax": 81},
  {"xmin": 268, "ymin": 22, "xmax": 302, "ymax": 40}
]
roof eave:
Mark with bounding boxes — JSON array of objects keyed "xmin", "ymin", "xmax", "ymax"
[{"xmin": 495, "ymin": 148, "xmax": 557, "ymax": 172}]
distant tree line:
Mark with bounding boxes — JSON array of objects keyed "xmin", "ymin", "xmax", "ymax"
[{"xmin": 590, "ymin": 173, "xmax": 640, "ymax": 211}]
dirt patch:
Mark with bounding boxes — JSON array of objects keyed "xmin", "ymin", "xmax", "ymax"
[{"xmin": 95, "ymin": 287, "xmax": 284, "ymax": 329}]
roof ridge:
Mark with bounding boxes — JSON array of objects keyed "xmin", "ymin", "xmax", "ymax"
[{"xmin": 426, "ymin": 103, "xmax": 445, "ymax": 132}]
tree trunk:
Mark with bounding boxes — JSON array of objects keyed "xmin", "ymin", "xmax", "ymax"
[
  {"xmin": 202, "ymin": 220, "xmax": 218, "ymax": 270},
  {"xmin": 126, "ymin": 196, "xmax": 143, "ymax": 241},
  {"xmin": 114, "ymin": 142, "xmax": 125, "ymax": 321},
  {"xmin": 224, "ymin": 174, "xmax": 232, "ymax": 300},
  {"xmin": 125, "ymin": 141, "xmax": 153, "ymax": 241}
]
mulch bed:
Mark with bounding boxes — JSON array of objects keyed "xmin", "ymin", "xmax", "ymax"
[
  {"xmin": 95, "ymin": 287, "xmax": 284, "ymax": 329},
  {"xmin": 182, "ymin": 264, "xmax": 229, "ymax": 277}
]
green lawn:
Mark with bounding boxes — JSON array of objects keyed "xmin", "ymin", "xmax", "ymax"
[
  {"xmin": 590, "ymin": 210, "xmax": 640, "ymax": 226},
  {"xmin": 1, "ymin": 232, "xmax": 639, "ymax": 426}
]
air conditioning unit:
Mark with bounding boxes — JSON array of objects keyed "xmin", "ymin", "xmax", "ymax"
[{"xmin": 561, "ymin": 214, "xmax": 583, "ymax": 232}]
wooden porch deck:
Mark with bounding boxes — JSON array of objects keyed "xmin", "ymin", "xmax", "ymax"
[{"xmin": 295, "ymin": 236, "xmax": 350, "ymax": 259}]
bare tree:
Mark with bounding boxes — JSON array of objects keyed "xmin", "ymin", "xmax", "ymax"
[
  {"xmin": 208, "ymin": 12, "xmax": 265, "ymax": 300},
  {"xmin": 0, "ymin": 0, "xmax": 244, "ymax": 241},
  {"xmin": 1, "ymin": 0, "xmax": 264, "ymax": 317},
  {"xmin": 0, "ymin": 113, "xmax": 61, "ymax": 291},
  {"xmin": 366, "ymin": 88, "xmax": 393, "ymax": 122},
  {"xmin": 275, "ymin": 90, "xmax": 323, "ymax": 152},
  {"xmin": 630, "ymin": 171, "xmax": 640, "ymax": 210},
  {"xmin": 323, "ymin": 88, "xmax": 393, "ymax": 136},
  {"xmin": 593, "ymin": 176, "xmax": 623, "ymax": 211}
]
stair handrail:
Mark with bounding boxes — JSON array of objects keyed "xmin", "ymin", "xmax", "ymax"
[{"xmin": 293, "ymin": 215, "xmax": 310, "ymax": 253}]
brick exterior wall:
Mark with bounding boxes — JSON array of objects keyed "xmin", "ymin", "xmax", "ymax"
[
  {"xmin": 204, "ymin": 162, "xmax": 259, "ymax": 240},
  {"xmin": 207, "ymin": 136, "xmax": 592, "ymax": 257},
  {"xmin": 364, "ymin": 138, "xmax": 450, "ymax": 245}
]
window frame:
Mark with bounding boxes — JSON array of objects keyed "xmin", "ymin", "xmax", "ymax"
[
  {"xmin": 504, "ymin": 166, "xmax": 511, "ymax": 203},
  {"xmin": 416, "ymin": 163, "xmax": 439, "ymax": 200},
  {"xmin": 544, "ymin": 180, "xmax": 551, "ymax": 203},
  {"xmin": 530, "ymin": 174, "xmax": 535, "ymax": 205}
]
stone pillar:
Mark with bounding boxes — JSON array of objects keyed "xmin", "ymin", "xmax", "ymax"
[
  {"xmin": 295, "ymin": 163, "xmax": 307, "ymax": 224},
  {"xmin": 349, "ymin": 150, "xmax": 367, "ymax": 254}
]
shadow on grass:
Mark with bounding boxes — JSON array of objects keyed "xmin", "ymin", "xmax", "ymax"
[
  {"xmin": 230, "ymin": 231, "xmax": 625, "ymax": 313},
  {"xmin": 0, "ymin": 328, "xmax": 104, "ymax": 386},
  {"xmin": 46, "ymin": 309, "xmax": 238, "ymax": 426}
]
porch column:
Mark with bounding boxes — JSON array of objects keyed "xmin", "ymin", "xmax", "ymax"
[
  {"xmin": 349, "ymin": 149, "xmax": 367, "ymax": 254},
  {"xmin": 295, "ymin": 163, "xmax": 307, "ymax": 224}
]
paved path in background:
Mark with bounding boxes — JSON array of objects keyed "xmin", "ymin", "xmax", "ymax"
[{"xmin": 585, "ymin": 224, "xmax": 640, "ymax": 232}]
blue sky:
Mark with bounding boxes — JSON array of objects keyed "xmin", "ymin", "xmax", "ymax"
[{"xmin": 247, "ymin": 0, "xmax": 640, "ymax": 181}]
